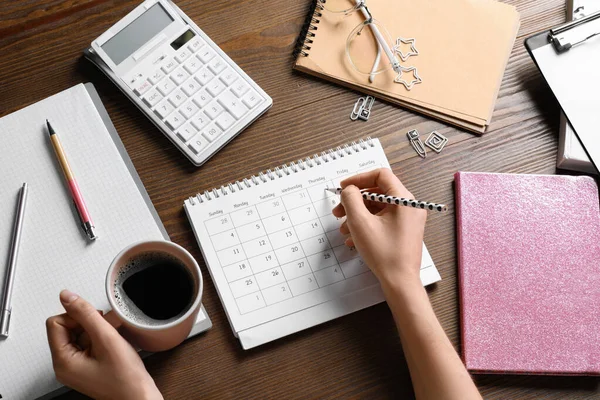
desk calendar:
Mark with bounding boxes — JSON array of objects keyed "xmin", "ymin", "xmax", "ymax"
[{"xmin": 184, "ymin": 138, "xmax": 441, "ymax": 349}]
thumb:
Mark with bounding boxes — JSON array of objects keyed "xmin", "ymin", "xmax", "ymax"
[
  {"xmin": 60, "ymin": 290, "xmax": 115, "ymax": 344},
  {"xmin": 340, "ymin": 185, "xmax": 370, "ymax": 222}
]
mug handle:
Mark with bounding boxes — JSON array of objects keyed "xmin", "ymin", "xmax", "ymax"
[
  {"xmin": 103, "ymin": 310, "xmax": 123, "ymax": 329},
  {"xmin": 102, "ymin": 310, "xmax": 142, "ymax": 350}
]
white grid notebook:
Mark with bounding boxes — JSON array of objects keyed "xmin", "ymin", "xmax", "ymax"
[
  {"xmin": 0, "ymin": 84, "xmax": 210, "ymax": 400},
  {"xmin": 184, "ymin": 138, "xmax": 441, "ymax": 349}
]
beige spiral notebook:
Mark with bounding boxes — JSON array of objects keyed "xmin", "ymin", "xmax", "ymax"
[{"xmin": 293, "ymin": 0, "xmax": 520, "ymax": 133}]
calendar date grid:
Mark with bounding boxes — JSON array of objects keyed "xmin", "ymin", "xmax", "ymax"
[{"xmin": 204, "ymin": 181, "xmax": 371, "ymax": 315}]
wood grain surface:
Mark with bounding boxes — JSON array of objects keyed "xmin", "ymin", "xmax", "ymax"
[{"xmin": 1, "ymin": 0, "xmax": 598, "ymax": 399}]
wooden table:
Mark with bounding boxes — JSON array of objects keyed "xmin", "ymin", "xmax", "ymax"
[{"xmin": 1, "ymin": 1, "xmax": 598, "ymax": 398}]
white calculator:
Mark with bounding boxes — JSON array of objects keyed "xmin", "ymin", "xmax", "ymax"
[{"xmin": 84, "ymin": 0, "xmax": 272, "ymax": 166}]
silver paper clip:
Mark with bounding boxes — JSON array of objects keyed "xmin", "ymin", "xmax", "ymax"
[
  {"xmin": 393, "ymin": 37, "xmax": 419, "ymax": 62},
  {"xmin": 350, "ymin": 96, "xmax": 375, "ymax": 121},
  {"xmin": 358, "ymin": 96, "xmax": 375, "ymax": 121},
  {"xmin": 350, "ymin": 97, "xmax": 365, "ymax": 121},
  {"xmin": 424, "ymin": 131, "xmax": 448, "ymax": 153},
  {"xmin": 407, "ymin": 129, "xmax": 427, "ymax": 158}
]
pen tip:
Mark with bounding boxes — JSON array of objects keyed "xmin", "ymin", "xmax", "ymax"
[{"xmin": 46, "ymin": 119, "xmax": 55, "ymax": 136}]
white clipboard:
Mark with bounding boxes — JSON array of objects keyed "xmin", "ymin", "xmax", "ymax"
[{"xmin": 525, "ymin": 11, "xmax": 600, "ymax": 174}]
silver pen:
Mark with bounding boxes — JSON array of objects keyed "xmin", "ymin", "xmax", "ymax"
[{"xmin": 1, "ymin": 183, "xmax": 28, "ymax": 338}]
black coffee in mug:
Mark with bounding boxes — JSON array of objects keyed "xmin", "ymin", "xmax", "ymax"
[{"xmin": 113, "ymin": 251, "xmax": 194, "ymax": 324}]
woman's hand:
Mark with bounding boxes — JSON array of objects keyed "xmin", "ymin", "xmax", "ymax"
[
  {"xmin": 46, "ymin": 290, "xmax": 163, "ymax": 400},
  {"xmin": 335, "ymin": 172, "xmax": 482, "ymax": 400},
  {"xmin": 332, "ymin": 168, "xmax": 426, "ymax": 289}
]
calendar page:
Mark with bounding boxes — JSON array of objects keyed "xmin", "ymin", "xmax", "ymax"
[{"xmin": 184, "ymin": 139, "xmax": 441, "ymax": 344}]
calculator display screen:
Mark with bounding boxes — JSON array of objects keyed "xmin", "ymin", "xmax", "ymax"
[{"xmin": 101, "ymin": 3, "xmax": 174, "ymax": 65}]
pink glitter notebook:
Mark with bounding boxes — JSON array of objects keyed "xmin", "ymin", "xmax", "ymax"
[{"xmin": 455, "ymin": 172, "xmax": 600, "ymax": 375}]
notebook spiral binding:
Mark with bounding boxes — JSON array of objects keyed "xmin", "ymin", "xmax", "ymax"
[
  {"xmin": 188, "ymin": 137, "xmax": 375, "ymax": 205},
  {"xmin": 293, "ymin": 0, "xmax": 325, "ymax": 57}
]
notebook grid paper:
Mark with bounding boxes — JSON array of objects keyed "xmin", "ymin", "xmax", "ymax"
[{"xmin": 0, "ymin": 84, "xmax": 169, "ymax": 399}]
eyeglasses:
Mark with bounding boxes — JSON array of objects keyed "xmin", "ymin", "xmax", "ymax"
[{"xmin": 319, "ymin": 0, "xmax": 421, "ymax": 89}]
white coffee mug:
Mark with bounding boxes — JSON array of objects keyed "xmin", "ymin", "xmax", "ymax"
[{"xmin": 104, "ymin": 240, "xmax": 203, "ymax": 352}]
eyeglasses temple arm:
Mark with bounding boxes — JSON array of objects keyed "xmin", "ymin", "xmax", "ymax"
[
  {"xmin": 370, "ymin": 45, "xmax": 381, "ymax": 83},
  {"xmin": 356, "ymin": 1, "xmax": 401, "ymax": 82}
]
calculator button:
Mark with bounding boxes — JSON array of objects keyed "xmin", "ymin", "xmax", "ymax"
[
  {"xmin": 197, "ymin": 47, "xmax": 216, "ymax": 63},
  {"xmin": 161, "ymin": 58, "xmax": 177, "ymax": 74},
  {"xmin": 183, "ymin": 57, "xmax": 202, "ymax": 75},
  {"xmin": 194, "ymin": 67, "xmax": 215, "ymax": 86},
  {"xmin": 219, "ymin": 69, "xmax": 239, "ymax": 86},
  {"xmin": 218, "ymin": 90, "xmax": 249, "ymax": 119},
  {"xmin": 190, "ymin": 112, "xmax": 209, "ymax": 131},
  {"xmin": 206, "ymin": 79, "xmax": 226, "ymax": 97},
  {"xmin": 156, "ymin": 79, "xmax": 175, "ymax": 96},
  {"xmin": 242, "ymin": 91, "xmax": 262, "ymax": 109},
  {"xmin": 204, "ymin": 100, "xmax": 224, "ymax": 119},
  {"xmin": 180, "ymin": 100, "xmax": 199, "ymax": 119},
  {"xmin": 164, "ymin": 111, "xmax": 185, "ymax": 130},
  {"xmin": 192, "ymin": 89, "xmax": 212, "ymax": 108},
  {"xmin": 175, "ymin": 48, "xmax": 192, "ymax": 63},
  {"xmin": 231, "ymin": 80, "xmax": 250, "ymax": 97},
  {"xmin": 207, "ymin": 56, "xmax": 226, "ymax": 74},
  {"xmin": 176, "ymin": 123, "xmax": 198, "ymax": 142},
  {"xmin": 170, "ymin": 68, "xmax": 190, "ymax": 86},
  {"xmin": 133, "ymin": 80, "xmax": 152, "ymax": 96},
  {"xmin": 154, "ymin": 100, "xmax": 175, "ymax": 119},
  {"xmin": 142, "ymin": 89, "xmax": 163, "ymax": 107},
  {"xmin": 201, "ymin": 123, "xmax": 223, "ymax": 142},
  {"xmin": 181, "ymin": 78, "xmax": 201, "ymax": 97},
  {"xmin": 188, "ymin": 134, "xmax": 210, "ymax": 154},
  {"xmin": 215, "ymin": 111, "xmax": 235, "ymax": 130},
  {"xmin": 187, "ymin": 37, "xmax": 206, "ymax": 53},
  {"xmin": 168, "ymin": 89, "xmax": 187, "ymax": 108},
  {"xmin": 148, "ymin": 69, "xmax": 165, "ymax": 85}
]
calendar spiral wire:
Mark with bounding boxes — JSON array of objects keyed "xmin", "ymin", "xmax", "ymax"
[{"xmin": 187, "ymin": 137, "xmax": 375, "ymax": 205}]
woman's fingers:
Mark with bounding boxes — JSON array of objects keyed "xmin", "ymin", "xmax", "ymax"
[
  {"xmin": 341, "ymin": 169, "xmax": 411, "ymax": 197},
  {"xmin": 366, "ymin": 202, "xmax": 386, "ymax": 213},
  {"xmin": 332, "ymin": 202, "xmax": 345, "ymax": 218},
  {"xmin": 46, "ymin": 313, "xmax": 78, "ymax": 350},
  {"xmin": 59, "ymin": 291, "xmax": 117, "ymax": 346},
  {"xmin": 340, "ymin": 221, "xmax": 350, "ymax": 235},
  {"xmin": 46, "ymin": 314, "xmax": 83, "ymax": 367},
  {"xmin": 333, "ymin": 188, "xmax": 388, "ymax": 218},
  {"xmin": 344, "ymin": 236, "xmax": 355, "ymax": 248}
]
